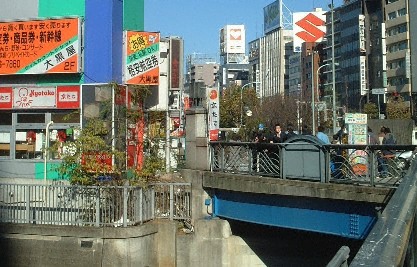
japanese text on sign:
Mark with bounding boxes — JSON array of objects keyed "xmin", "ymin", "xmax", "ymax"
[
  {"xmin": 0, "ymin": 18, "xmax": 81, "ymax": 75},
  {"xmin": 124, "ymin": 31, "xmax": 160, "ymax": 85}
]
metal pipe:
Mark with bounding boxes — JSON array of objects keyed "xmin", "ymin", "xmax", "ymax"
[
  {"xmin": 44, "ymin": 120, "xmax": 54, "ymax": 201},
  {"xmin": 311, "ymin": 51, "xmax": 315, "ymax": 135}
]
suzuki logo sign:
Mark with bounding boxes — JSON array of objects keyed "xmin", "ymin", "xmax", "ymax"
[{"xmin": 293, "ymin": 12, "xmax": 326, "ymax": 52}]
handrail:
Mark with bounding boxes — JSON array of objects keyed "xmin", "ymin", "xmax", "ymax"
[{"xmin": 349, "ymin": 158, "xmax": 417, "ymax": 266}]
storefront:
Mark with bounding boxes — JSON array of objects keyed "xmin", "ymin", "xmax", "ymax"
[{"xmin": 0, "ymin": 85, "xmax": 80, "ymax": 179}]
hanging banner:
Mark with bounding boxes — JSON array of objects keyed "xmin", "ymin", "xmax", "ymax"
[
  {"xmin": 123, "ymin": 31, "xmax": 160, "ymax": 85},
  {"xmin": 359, "ymin": 15, "xmax": 366, "ymax": 53},
  {"xmin": 208, "ymin": 87, "xmax": 219, "ymax": 141},
  {"xmin": 0, "ymin": 17, "xmax": 82, "ymax": 75}
]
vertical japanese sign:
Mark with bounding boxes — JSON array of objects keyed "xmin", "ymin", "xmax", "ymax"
[
  {"xmin": 124, "ymin": 31, "xmax": 160, "ymax": 85},
  {"xmin": 345, "ymin": 113, "xmax": 368, "ymax": 175},
  {"xmin": 208, "ymin": 88, "xmax": 219, "ymax": 141},
  {"xmin": 359, "ymin": 15, "xmax": 366, "ymax": 53},
  {"xmin": 0, "ymin": 18, "xmax": 82, "ymax": 75},
  {"xmin": 170, "ymin": 38, "xmax": 182, "ymax": 90},
  {"xmin": 360, "ymin": 56, "xmax": 367, "ymax": 95}
]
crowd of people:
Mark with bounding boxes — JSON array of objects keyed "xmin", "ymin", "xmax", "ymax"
[{"xmin": 250, "ymin": 122, "xmax": 398, "ymax": 178}]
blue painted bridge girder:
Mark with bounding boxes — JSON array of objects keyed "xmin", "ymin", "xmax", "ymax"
[{"xmin": 213, "ymin": 190, "xmax": 377, "ymax": 240}]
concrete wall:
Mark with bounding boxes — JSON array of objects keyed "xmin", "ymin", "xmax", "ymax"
[{"xmin": 0, "ymin": 222, "xmax": 163, "ymax": 267}]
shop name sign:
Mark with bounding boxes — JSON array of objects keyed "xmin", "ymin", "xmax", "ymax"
[
  {"xmin": 14, "ymin": 87, "xmax": 56, "ymax": 108},
  {"xmin": 0, "ymin": 85, "xmax": 80, "ymax": 109}
]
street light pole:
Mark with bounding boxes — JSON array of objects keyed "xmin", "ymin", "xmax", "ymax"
[
  {"xmin": 240, "ymin": 82, "xmax": 261, "ymax": 127},
  {"xmin": 311, "ymin": 51, "xmax": 316, "ymax": 135},
  {"xmin": 331, "ymin": 0, "xmax": 337, "ymax": 134}
]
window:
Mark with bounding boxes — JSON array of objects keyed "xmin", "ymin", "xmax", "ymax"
[
  {"xmin": 14, "ymin": 128, "xmax": 77, "ymax": 160},
  {"xmin": 397, "ymin": 8, "xmax": 407, "ymax": 17},
  {"xmin": 0, "ymin": 132, "xmax": 11, "ymax": 157},
  {"xmin": 388, "ymin": 11, "xmax": 396, "ymax": 20},
  {"xmin": 0, "ymin": 112, "xmax": 12, "ymax": 125},
  {"xmin": 17, "ymin": 113, "xmax": 45, "ymax": 123}
]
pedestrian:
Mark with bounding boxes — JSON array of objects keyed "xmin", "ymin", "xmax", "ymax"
[
  {"xmin": 377, "ymin": 127, "xmax": 397, "ymax": 177},
  {"xmin": 302, "ymin": 125, "xmax": 312, "ymax": 135},
  {"xmin": 335, "ymin": 122, "xmax": 347, "ymax": 144},
  {"xmin": 269, "ymin": 123, "xmax": 286, "ymax": 143},
  {"xmin": 316, "ymin": 125, "xmax": 330, "ymax": 144},
  {"xmin": 367, "ymin": 127, "xmax": 379, "ymax": 145},
  {"xmin": 251, "ymin": 130, "xmax": 267, "ymax": 172},
  {"xmin": 284, "ymin": 123, "xmax": 297, "ymax": 141}
]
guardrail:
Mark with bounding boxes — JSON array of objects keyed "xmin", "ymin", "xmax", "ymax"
[
  {"xmin": 0, "ymin": 182, "xmax": 191, "ymax": 227},
  {"xmin": 210, "ymin": 139, "xmax": 416, "ymax": 187},
  {"xmin": 349, "ymin": 156, "xmax": 417, "ymax": 266}
]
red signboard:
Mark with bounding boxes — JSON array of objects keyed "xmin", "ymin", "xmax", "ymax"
[{"xmin": 0, "ymin": 85, "xmax": 80, "ymax": 109}]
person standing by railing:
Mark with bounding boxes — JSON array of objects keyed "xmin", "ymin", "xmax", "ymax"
[
  {"xmin": 316, "ymin": 125, "xmax": 330, "ymax": 144},
  {"xmin": 378, "ymin": 127, "xmax": 397, "ymax": 177}
]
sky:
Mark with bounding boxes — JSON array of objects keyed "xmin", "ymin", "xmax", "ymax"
[{"xmin": 144, "ymin": 0, "xmax": 344, "ymax": 59}]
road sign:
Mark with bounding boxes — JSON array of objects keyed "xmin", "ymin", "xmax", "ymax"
[{"xmin": 372, "ymin": 88, "xmax": 386, "ymax": 95}]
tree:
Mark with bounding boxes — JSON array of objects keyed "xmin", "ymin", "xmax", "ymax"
[
  {"xmin": 363, "ymin": 102, "xmax": 379, "ymax": 119},
  {"xmin": 386, "ymin": 94, "xmax": 411, "ymax": 119},
  {"xmin": 219, "ymin": 84, "xmax": 260, "ymax": 140},
  {"xmin": 53, "ymin": 83, "xmax": 165, "ymax": 186}
]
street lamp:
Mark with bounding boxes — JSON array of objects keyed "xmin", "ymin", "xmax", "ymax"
[
  {"xmin": 315, "ymin": 63, "xmax": 339, "ymax": 134},
  {"xmin": 240, "ymin": 82, "xmax": 261, "ymax": 127}
]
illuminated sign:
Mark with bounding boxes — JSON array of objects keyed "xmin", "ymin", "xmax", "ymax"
[
  {"xmin": 124, "ymin": 31, "xmax": 160, "ymax": 85},
  {"xmin": 0, "ymin": 18, "xmax": 82, "ymax": 75}
]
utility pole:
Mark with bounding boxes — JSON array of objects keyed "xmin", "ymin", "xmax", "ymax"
[{"xmin": 331, "ymin": 0, "xmax": 337, "ymax": 134}]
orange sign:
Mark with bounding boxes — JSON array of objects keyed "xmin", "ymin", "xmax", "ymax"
[
  {"xmin": 0, "ymin": 18, "xmax": 81, "ymax": 75},
  {"xmin": 124, "ymin": 31, "xmax": 160, "ymax": 85}
]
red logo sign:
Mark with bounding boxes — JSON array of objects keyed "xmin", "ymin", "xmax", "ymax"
[{"xmin": 295, "ymin": 13, "xmax": 325, "ymax": 43}]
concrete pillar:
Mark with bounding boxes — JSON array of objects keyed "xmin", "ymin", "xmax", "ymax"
[{"xmin": 185, "ymin": 107, "xmax": 209, "ymax": 170}]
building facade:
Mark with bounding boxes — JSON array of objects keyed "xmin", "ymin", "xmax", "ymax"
[{"xmin": 0, "ymin": 0, "xmax": 145, "ymax": 179}]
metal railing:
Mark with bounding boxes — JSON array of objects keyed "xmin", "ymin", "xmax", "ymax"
[
  {"xmin": 210, "ymin": 140, "xmax": 416, "ymax": 187},
  {"xmin": 0, "ymin": 182, "xmax": 191, "ymax": 227}
]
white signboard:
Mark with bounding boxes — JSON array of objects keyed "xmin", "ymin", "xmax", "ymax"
[
  {"xmin": 359, "ymin": 15, "xmax": 366, "ymax": 52},
  {"xmin": 13, "ymin": 87, "xmax": 56, "ymax": 109},
  {"xmin": 221, "ymin": 25, "xmax": 245, "ymax": 54},
  {"xmin": 360, "ymin": 56, "xmax": 367, "ymax": 96},
  {"xmin": 208, "ymin": 87, "xmax": 219, "ymax": 141},
  {"xmin": 293, "ymin": 12, "xmax": 326, "ymax": 52}
]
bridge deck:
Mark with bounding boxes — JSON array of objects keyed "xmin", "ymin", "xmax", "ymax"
[{"xmin": 203, "ymin": 171, "xmax": 393, "ymax": 204}]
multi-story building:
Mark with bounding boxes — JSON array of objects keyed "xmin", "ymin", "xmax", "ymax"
[
  {"xmin": 323, "ymin": 0, "xmax": 385, "ymax": 113},
  {"xmin": 0, "ymin": 0, "xmax": 150, "ymax": 179},
  {"xmin": 218, "ymin": 25, "xmax": 250, "ymax": 91},
  {"xmin": 384, "ymin": 0, "xmax": 414, "ymax": 110}
]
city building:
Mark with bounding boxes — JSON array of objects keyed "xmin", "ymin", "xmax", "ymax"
[
  {"xmin": 218, "ymin": 25, "xmax": 250, "ymax": 91},
  {"xmin": 0, "ymin": 0, "xmax": 146, "ymax": 179},
  {"xmin": 384, "ymin": 0, "xmax": 415, "ymax": 113}
]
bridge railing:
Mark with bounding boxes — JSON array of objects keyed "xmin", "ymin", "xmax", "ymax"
[
  {"xmin": 350, "ymin": 154, "xmax": 417, "ymax": 266},
  {"xmin": 210, "ymin": 139, "xmax": 416, "ymax": 187},
  {"xmin": 0, "ymin": 182, "xmax": 191, "ymax": 227}
]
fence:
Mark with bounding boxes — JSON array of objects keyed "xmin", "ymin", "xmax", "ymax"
[
  {"xmin": 210, "ymin": 140, "xmax": 417, "ymax": 188},
  {"xmin": 0, "ymin": 182, "xmax": 191, "ymax": 227}
]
